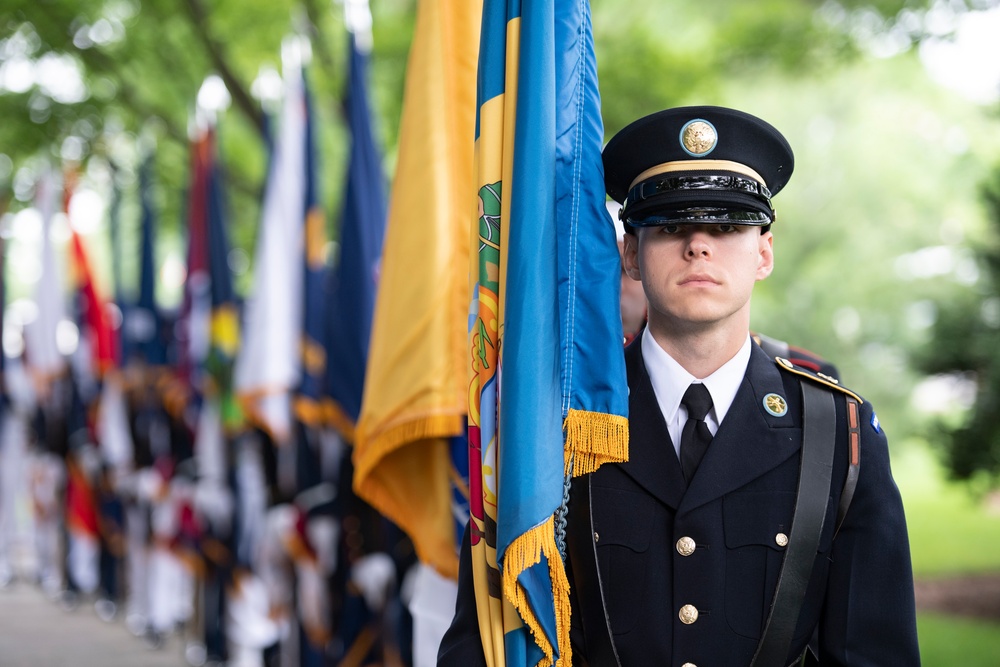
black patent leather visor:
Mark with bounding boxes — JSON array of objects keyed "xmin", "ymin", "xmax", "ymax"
[
  {"xmin": 621, "ymin": 173, "xmax": 775, "ymax": 227},
  {"xmin": 625, "ymin": 207, "xmax": 773, "ymax": 227}
]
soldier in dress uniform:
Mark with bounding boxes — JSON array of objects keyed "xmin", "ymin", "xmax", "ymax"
[{"xmin": 439, "ymin": 106, "xmax": 919, "ymax": 666}]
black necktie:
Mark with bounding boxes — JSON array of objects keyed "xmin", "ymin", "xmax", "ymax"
[{"xmin": 680, "ymin": 383, "xmax": 714, "ymax": 483}]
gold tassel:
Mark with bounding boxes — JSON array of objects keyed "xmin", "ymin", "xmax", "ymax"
[
  {"xmin": 501, "ymin": 517, "xmax": 573, "ymax": 667},
  {"xmin": 563, "ymin": 408, "xmax": 629, "ymax": 477}
]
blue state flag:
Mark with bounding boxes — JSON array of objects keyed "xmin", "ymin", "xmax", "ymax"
[{"xmin": 468, "ymin": 0, "xmax": 629, "ymax": 664}]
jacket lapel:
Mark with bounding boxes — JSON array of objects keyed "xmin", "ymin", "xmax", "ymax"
[
  {"xmin": 680, "ymin": 343, "xmax": 801, "ymax": 514},
  {"xmin": 617, "ymin": 340, "xmax": 687, "ymax": 510}
]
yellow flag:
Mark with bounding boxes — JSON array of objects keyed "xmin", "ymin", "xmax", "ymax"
[{"xmin": 353, "ymin": 0, "xmax": 481, "ymax": 580}]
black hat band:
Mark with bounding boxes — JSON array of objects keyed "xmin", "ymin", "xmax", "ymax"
[{"xmin": 622, "ymin": 173, "xmax": 774, "ymax": 227}]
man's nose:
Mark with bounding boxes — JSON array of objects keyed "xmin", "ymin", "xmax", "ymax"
[{"xmin": 685, "ymin": 230, "xmax": 711, "ymax": 257}]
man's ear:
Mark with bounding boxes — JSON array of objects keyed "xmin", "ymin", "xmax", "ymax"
[
  {"xmin": 622, "ymin": 232, "xmax": 642, "ymax": 280},
  {"xmin": 756, "ymin": 230, "xmax": 774, "ymax": 280}
]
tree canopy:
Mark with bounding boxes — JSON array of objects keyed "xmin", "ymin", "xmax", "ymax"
[
  {"xmin": 911, "ymin": 161, "xmax": 1000, "ymax": 485},
  {"xmin": 3, "ymin": 0, "xmax": 1000, "ymax": 482},
  {"xmin": 2, "ymin": 0, "xmax": 979, "ymax": 242}
]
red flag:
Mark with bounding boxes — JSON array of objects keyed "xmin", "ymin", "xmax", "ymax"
[
  {"xmin": 64, "ymin": 166, "xmax": 118, "ymax": 377},
  {"xmin": 65, "ymin": 455, "xmax": 100, "ymax": 539},
  {"xmin": 68, "ymin": 231, "xmax": 117, "ymax": 377}
]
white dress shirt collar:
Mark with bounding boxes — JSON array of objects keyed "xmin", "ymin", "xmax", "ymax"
[{"xmin": 641, "ymin": 329, "xmax": 752, "ymax": 457}]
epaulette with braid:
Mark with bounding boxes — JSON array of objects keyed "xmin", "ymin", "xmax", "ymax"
[{"xmin": 773, "ymin": 356, "xmax": 862, "ymax": 404}]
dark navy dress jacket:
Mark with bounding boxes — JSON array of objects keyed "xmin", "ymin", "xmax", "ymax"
[{"xmin": 439, "ymin": 340, "xmax": 920, "ymax": 666}]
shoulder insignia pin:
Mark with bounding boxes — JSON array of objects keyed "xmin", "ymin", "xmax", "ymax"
[
  {"xmin": 763, "ymin": 393, "xmax": 788, "ymax": 417},
  {"xmin": 774, "ymin": 356, "xmax": 863, "ymax": 404}
]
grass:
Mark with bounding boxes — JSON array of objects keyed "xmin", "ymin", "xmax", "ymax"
[
  {"xmin": 917, "ymin": 613, "xmax": 1000, "ymax": 667},
  {"xmin": 893, "ymin": 439, "xmax": 1000, "ymax": 577},
  {"xmin": 891, "ymin": 439, "xmax": 1000, "ymax": 664}
]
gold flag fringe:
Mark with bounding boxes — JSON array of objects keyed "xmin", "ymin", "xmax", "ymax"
[
  {"xmin": 353, "ymin": 413, "xmax": 466, "ymax": 579},
  {"xmin": 502, "ymin": 516, "xmax": 573, "ymax": 667},
  {"xmin": 563, "ymin": 408, "xmax": 629, "ymax": 477},
  {"xmin": 293, "ymin": 396, "xmax": 326, "ymax": 428},
  {"xmin": 354, "ymin": 413, "xmax": 465, "ymax": 482}
]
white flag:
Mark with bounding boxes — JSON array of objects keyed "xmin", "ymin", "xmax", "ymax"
[
  {"xmin": 25, "ymin": 167, "xmax": 67, "ymax": 382},
  {"xmin": 234, "ymin": 50, "xmax": 308, "ymax": 445}
]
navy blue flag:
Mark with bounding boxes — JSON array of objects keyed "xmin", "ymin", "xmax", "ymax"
[
  {"xmin": 122, "ymin": 155, "xmax": 164, "ymax": 367},
  {"xmin": 324, "ymin": 34, "xmax": 387, "ymax": 441},
  {"xmin": 202, "ymin": 129, "xmax": 242, "ymax": 431},
  {"xmin": 294, "ymin": 72, "xmax": 330, "ymax": 428}
]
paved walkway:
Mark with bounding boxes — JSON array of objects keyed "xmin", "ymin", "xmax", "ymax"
[{"xmin": 0, "ymin": 581, "xmax": 190, "ymax": 667}]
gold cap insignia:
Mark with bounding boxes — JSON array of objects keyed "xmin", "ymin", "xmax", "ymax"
[
  {"xmin": 763, "ymin": 393, "xmax": 788, "ymax": 417},
  {"xmin": 680, "ymin": 119, "xmax": 717, "ymax": 157}
]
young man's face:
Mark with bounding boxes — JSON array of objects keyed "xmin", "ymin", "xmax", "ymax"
[{"xmin": 621, "ymin": 223, "xmax": 774, "ymax": 336}]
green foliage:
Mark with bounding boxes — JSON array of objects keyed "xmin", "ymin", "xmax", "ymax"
[
  {"xmin": 896, "ymin": 440, "xmax": 1000, "ymax": 576},
  {"xmin": 917, "ymin": 614, "xmax": 1000, "ymax": 667},
  {"xmin": 0, "ymin": 0, "xmax": 416, "ymax": 290},
  {"xmin": 592, "ymin": 0, "xmax": 883, "ymax": 135},
  {"xmin": 0, "ymin": 0, "xmax": 947, "ymax": 253},
  {"xmin": 911, "ymin": 162, "xmax": 1000, "ymax": 481}
]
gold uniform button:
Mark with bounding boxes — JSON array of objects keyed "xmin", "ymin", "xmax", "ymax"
[
  {"xmin": 678, "ymin": 604, "xmax": 699, "ymax": 624},
  {"xmin": 775, "ymin": 532, "xmax": 789, "ymax": 547},
  {"xmin": 594, "ymin": 531, "xmax": 599, "ymax": 543},
  {"xmin": 676, "ymin": 536, "xmax": 696, "ymax": 557},
  {"xmin": 682, "ymin": 664, "xmax": 698, "ymax": 667}
]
